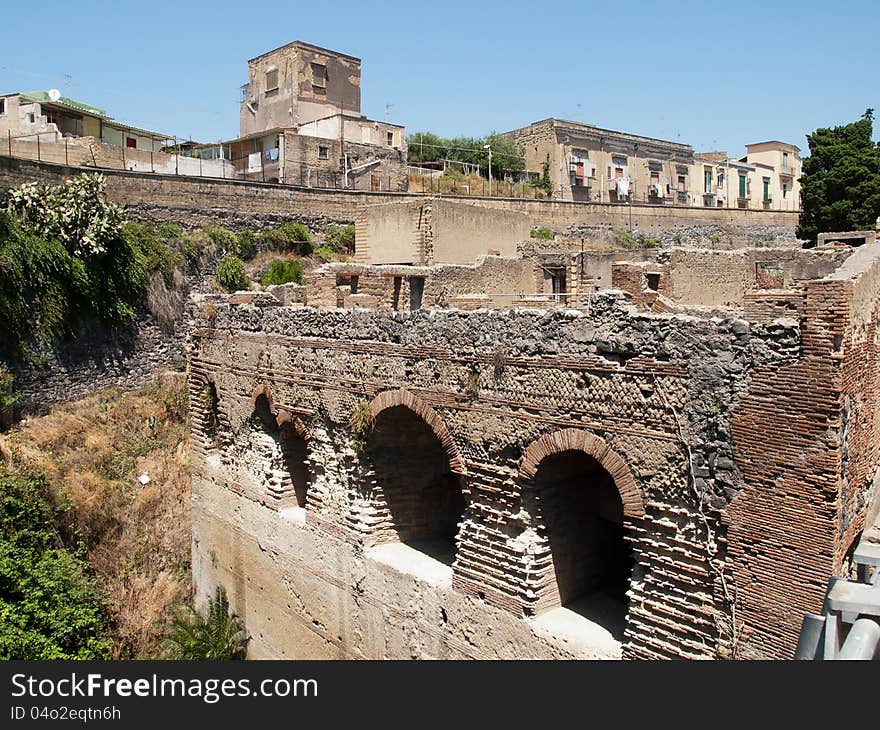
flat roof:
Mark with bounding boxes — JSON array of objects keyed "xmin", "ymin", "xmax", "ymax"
[
  {"xmin": 510, "ymin": 117, "xmax": 693, "ymax": 151},
  {"xmin": 248, "ymin": 40, "xmax": 361, "ymax": 64},
  {"xmin": 746, "ymin": 140, "xmax": 801, "ymax": 152}
]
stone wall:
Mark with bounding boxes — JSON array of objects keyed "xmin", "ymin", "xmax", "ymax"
[
  {"xmin": 2, "ymin": 308, "xmax": 186, "ymax": 415},
  {"xmin": 0, "ymin": 156, "xmax": 799, "ymax": 240},
  {"xmin": 187, "ymin": 281, "xmax": 869, "ymax": 660}
]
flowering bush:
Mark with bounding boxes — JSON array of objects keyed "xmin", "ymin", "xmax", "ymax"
[{"xmin": 6, "ymin": 173, "xmax": 123, "ymax": 257}]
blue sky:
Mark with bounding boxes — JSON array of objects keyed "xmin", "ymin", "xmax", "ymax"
[{"xmin": 1, "ymin": 0, "xmax": 877, "ymax": 158}]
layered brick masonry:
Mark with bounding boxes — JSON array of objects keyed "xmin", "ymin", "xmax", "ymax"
[{"xmin": 188, "ymin": 241, "xmax": 880, "ymax": 659}]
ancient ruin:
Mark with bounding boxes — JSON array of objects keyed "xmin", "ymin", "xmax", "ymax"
[{"xmin": 188, "ymin": 202, "xmax": 880, "ymax": 659}]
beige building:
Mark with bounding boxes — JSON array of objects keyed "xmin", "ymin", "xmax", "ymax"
[
  {"xmin": 233, "ymin": 41, "xmax": 407, "ymax": 191},
  {"xmin": 504, "ymin": 118, "xmax": 801, "ymax": 211},
  {"xmin": 694, "ymin": 142, "xmax": 801, "ymax": 211},
  {"xmin": 501, "ymin": 118, "xmax": 695, "ymax": 204},
  {"xmin": 0, "ymin": 91, "xmax": 169, "ymax": 151}
]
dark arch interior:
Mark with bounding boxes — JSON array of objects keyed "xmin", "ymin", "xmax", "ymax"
[
  {"xmin": 203, "ymin": 381, "xmax": 220, "ymax": 448},
  {"xmin": 368, "ymin": 405, "xmax": 465, "ymax": 563},
  {"xmin": 532, "ymin": 450, "xmax": 632, "ymax": 635},
  {"xmin": 253, "ymin": 393, "xmax": 309, "ymax": 509}
]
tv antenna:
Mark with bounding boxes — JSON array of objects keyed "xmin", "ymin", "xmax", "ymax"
[{"xmin": 385, "ymin": 103, "xmax": 393, "ymax": 122}]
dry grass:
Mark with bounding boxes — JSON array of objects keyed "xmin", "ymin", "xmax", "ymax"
[{"xmin": 2, "ymin": 372, "xmax": 192, "ymax": 658}]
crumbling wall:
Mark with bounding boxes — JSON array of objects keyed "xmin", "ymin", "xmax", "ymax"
[
  {"xmin": 833, "ymin": 244, "xmax": 880, "ymax": 567},
  {"xmin": 189, "ymin": 295, "xmax": 827, "ymax": 660}
]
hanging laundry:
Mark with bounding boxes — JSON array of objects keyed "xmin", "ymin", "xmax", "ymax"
[{"xmin": 617, "ymin": 176, "xmax": 630, "ymax": 198}]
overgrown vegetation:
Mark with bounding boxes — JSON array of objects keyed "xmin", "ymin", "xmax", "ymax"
[
  {"xmin": 324, "ymin": 224, "xmax": 355, "ymax": 252},
  {"xmin": 161, "ymin": 586, "xmax": 247, "ymax": 660},
  {"xmin": 215, "ymin": 254, "xmax": 247, "ymax": 292},
  {"xmin": 530, "ymin": 226, "xmax": 554, "ymax": 240},
  {"xmin": 0, "ymin": 376, "xmax": 192, "ymax": 658},
  {"xmin": 349, "ymin": 401, "xmax": 374, "ymax": 454},
  {"xmin": 259, "ymin": 258, "xmax": 305, "ymax": 286},
  {"xmin": 797, "ymin": 109, "xmax": 880, "ymax": 242},
  {"xmin": 615, "ymin": 229, "xmax": 661, "ymax": 249},
  {"xmin": 0, "ymin": 469, "xmax": 112, "ymax": 659}
]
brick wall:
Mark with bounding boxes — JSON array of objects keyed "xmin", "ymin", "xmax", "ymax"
[{"xmin": 188, "ymin": 287, "xmax": 860, "ymax": 660}]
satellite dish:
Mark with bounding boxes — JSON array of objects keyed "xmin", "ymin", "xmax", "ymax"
[{"xmin": 48, "ymin": 88, "xmax": 61, "ymax": 101}]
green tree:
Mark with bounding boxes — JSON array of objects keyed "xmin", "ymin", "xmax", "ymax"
[{"xmin": 797, "ymin": 109, "xmax": 880, "ymax": 242}]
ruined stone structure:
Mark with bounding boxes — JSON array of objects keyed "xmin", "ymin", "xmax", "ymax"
[{"xmin": 189, "ymin": 237, "xmax": 880, "ymax": 660}]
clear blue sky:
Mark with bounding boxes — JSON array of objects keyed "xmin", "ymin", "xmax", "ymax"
[{"xmin": 1, "ymin": 0, "xmax": 877, "ymax": 159}]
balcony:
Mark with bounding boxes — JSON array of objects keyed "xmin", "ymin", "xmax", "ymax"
[{"xmin": 676, "ymin": 190, "xmax": 688, "ymax": 204}]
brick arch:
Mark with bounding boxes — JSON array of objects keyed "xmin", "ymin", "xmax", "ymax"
[
  {"xmin": 276, "ymin": 410, "xmax": 309, "ymax": 439},
  {"xmin": 519, "ymin": 428, "xmax": 644, "ymax": 519},
  {"xmin": 369, "ymin": 389, "xmax": 466, "ymax": 475},
  {"xmin": 250, "ymin": 384, "xmax": 275, "ymax": 416}
]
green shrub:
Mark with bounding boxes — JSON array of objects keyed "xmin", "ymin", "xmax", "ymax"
[
  {"xmin": 278, "ymin": 220, "xmax": 311, "ymax": 243},
  {"xmin": 324, "ymin": 224, "xmax": 355, "ymax": 252},
  {"xmin": 0, "ymin": 472, "xmax": 112, "ymax": 659},
  {"xmin": 259, "ymin": 258, "xmax": 305, "ymax": 286},
  {"xmin": 260, "ymin": 221, "xmax": 313, "ymax": 255},
  {"xmin": 0, "ymin": 193, "xmax": 148, "ymax": 350},
  {"xmin": 203, "ymin": 225, "xmax": 238, "ymax": 252},
  {"xmin": 155, "ymin": 222, "xmax": 182, "ymax": 241},
  {"xmin": 530, "ymin": 226, "xmax": 554, "ymax": 240},
  {"xmin": 313, "ymin": 246, "xmax": 336, "ymax": 262},
  {"xmin": 215, "ymin": 254, "xmax": 247, "ymax": 292},
  {"xmin": 122, "ymin": 222, "xmax": 181, "ymax": 280},
  {"xmin": 161, "ymin": 586, "xmax": 247, "ymax": 660},
  {"xmin": 0, "ymin": 366, "xmax": 18, "ymax": 412},
  {"xmin": 615, "ymin": 230, "xmax": 661, "ymax": 249},
  {"xmin": 236, "ymin": 229, "xmax": 257, "ymax": 260}
]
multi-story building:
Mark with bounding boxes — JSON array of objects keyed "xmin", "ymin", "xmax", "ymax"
[
  {"xmin": 501, "ymin": 118, "xmax": 695, "ymax": 204},
  {"xmin": 232, "ymin": 41, "xmax": 407, "ymax": 191},
  {"xmin": 694, "ymin": 142, "xmax": 801, "ymax": 211},
  {"xmin": 503, "ymin": 118, "xmax": 801, "ymax": 211}
]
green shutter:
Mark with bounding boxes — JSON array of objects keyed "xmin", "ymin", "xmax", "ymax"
[{"xmin": 739, "ymin": 174, "xmax": 747, "ymax": 198}]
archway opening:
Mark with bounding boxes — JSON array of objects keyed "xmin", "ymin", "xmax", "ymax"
[
  {"xmin": 532, "ymin": 449, "xmax": 632, "ymax": 636},
  {"xmin": 368, "ymin": 405, "xmax": 465, "ymax": 564},
  {"xmin": 252, "ymin": 393, "xmax": 309, "ymax": 509},
  {"xmin": 202, "ymin": 381, "xmax": 221, "ymax": 450}
]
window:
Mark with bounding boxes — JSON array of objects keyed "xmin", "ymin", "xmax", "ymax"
[
  {"xmin": 717, "ymin": 171, "xmax": 725, "ymax": 188},
  {"xmin": 265, "ymin": 67, "xmax": 278, "ymax": 92},
  {"xmin": 739, "ymin": 173, "xmax": 747, "ymax": 199},
  {"xmin": 763, "ymin": 177, "xmax": 771, "ymax": 202},
  {"xmin": 704, "ymin": 167, "xmax": 713, "ymax": 194},
  {"xmin": 646, "ymin": 272, "xmax": 661, "ymax": 291},
  {"xmin": 387, "ymin": 131, "xmax": 394, "ymax": 146},
  {"xmin": 782, "ymin": 150, "xmax": 790, "ymax": 172},
  {"xmin": 126, "ymin": 137, "xmax": 137, "ymax": 149},
  {"xmin": 27, "ymin": 113, "xmax": 35, "ymax": 124},
  {"xmin": 311, "ymin": 63, "xmax": 327, "ymax": 90},
  {"xmin": 318, "ymin": 145, "xmax": 329, "ymax": 160},
  {"xmin": 677, "ymin": 175, "xmax": 686, "ymax": 191},
  {"xmin": 0, "ymin": 98, "xmax": 5, "ymax": 116}
]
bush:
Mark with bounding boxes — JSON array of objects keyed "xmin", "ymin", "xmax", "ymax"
[
  {"xmin": 122, "ymin": 222, "xmax": 181, "ymax": 280},
  {"xmin": 161, "ymin": 586, "xmax": 247, "ymax": 660},
  {"xmin": 313, "ymin": 246, "xmax": 336, "ymax": 262},
  {"xmin": 324, "ymin": 224, "xmax": 355, "ymax": 252},
  {"xmin": 278, "ymin": 220, "xmax": 311, "ymax": 243},
  {"xmin": 615, "ymin": 230, "xmax": 661, "ymax": 249},
  {"xmin": 260, "ymin": 221, "xmax": 313, "ymax": 255},
  {"xmin": 260, "ymin": 258, "xmax": 305, "ymax": 286},
  {"xmin": 530, "ymin": 226, "xmax": 554, "ymax": 240},
  {"xmin": 0, "ymin": 472, "xmax": 112, "ymax": 659},
  {"xmin": 0, "ymin": 186, "xmax": 148, "ymax": 350},
  {"xmin": 203, "ymin": 225, "xmax": 238, "ymax": 252},
  {"xmin": 215, "ymin": 255, "xmax": 247, "ymax": 292}
]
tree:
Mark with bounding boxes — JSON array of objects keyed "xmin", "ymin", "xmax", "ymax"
[{"xmin": 797, "ymin": 109, "xmax": 880, "ymax": 242}]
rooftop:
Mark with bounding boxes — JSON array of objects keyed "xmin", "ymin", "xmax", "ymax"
[{"xmin": 247, "ymin": 40, "xmax": 361, "ymax": 64}]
